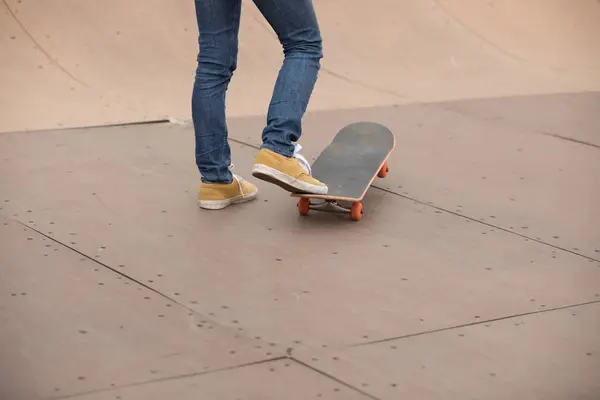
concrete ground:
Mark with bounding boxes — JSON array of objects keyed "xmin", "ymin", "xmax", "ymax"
[{"xmin": 1, "ymin": 1, "xmax": 599, "ymax": 399}]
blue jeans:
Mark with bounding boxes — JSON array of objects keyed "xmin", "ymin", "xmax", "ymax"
[{"xmin": 192, "ymin": 0, "xmax": 323, "ymax": 183}]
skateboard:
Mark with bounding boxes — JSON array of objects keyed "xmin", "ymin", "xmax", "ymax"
[{"xmin": 291, "ymin": 121, "xmax": 396, "ymax": 221}]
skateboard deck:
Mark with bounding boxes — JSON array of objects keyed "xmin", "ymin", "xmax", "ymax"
[{"xmin": 292, "ymin": 121, "xmax": 395, "ymax": 221}]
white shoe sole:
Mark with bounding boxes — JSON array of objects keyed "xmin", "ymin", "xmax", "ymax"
[
  {"xmin": 197, "ymin": 189, "xmax": 258, "ymax": 210},
  {"xmin": 252, "ymin": 164, "xmax": 328, "ymax": 195}
]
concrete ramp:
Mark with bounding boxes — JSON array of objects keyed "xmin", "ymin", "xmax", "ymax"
[
  {"xmin": 436, "ymin": 0, "xmax": 600, "ymax": 71},
  {"xmin": 1, "ymin": 1, "xmax": 599, "ymax": 399},
  {"xmin": 2, "ymin": 0, "xmax": 599, "ymax": 133}
]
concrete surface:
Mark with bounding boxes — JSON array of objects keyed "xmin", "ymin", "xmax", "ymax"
[
  {"xmin": 0, "ymin": 215, "xmax": 285, "ymax": 397},
  {"xmin": 294, "ymin": 302, "xmax": 600, "ymax": 400},
  {"xmin": 1, "ymin": 0, "xmax": 599, "ymax": 399}
]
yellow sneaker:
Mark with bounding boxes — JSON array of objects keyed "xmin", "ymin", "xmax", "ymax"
[
  {"xmin": 251, "ymin": 147, "xmax": 328, "ymax": 194},
  {"xmin": 197, "ymin": 173, "xmax": 258, "ymax": 210}
]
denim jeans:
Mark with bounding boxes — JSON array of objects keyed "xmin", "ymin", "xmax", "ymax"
[{"xmin": 192, "ymin": 0, "xmax": 323, "ymax": 183}]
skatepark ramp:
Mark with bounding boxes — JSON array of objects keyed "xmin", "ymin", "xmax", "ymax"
[
  {"xmin": 2, "ymin": 1, "xmax": 600, "ymax": 399},
  {"xmin": 2, "ymin": 0, "xmax": 599, "ymax": 133}
]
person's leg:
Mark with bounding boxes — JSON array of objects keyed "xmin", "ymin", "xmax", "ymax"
[
  {"xmin": 253, "ymin": 0, "xmax": 323, "ymax": 157},
  {"xmin": 251, "ymin": 0, "xmax": 328, "ymax": 194},
  {"xmin": 193, "ymin": 0, "xmax": 258, "ymax": 209},
  {"xmin": 192, "ymin": 0, "xmax": 240, "ymax": 184}
]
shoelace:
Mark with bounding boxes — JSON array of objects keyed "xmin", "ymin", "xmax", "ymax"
[
  {"xmin": 228, "ymin": 163, "xmax": 247, "ymax": 194},
  {"xmin": 292, "ymin": 143, "xmax": 312, "ymax": 175}
]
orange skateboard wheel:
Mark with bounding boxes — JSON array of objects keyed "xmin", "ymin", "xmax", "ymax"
[
  {"xmin": 378, "ymin": 162, "xmax": 389, "ymax": 178},
  {"xmin": 297, "ymin": 198, "xmax": 310, "ymax": 216},
  {"xmin": 350, "ymin": 202, "xmax": 363, "ymax": 221}
]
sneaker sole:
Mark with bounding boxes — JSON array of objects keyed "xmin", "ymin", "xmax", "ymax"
[
  {"xmin": 251, "ymin": 164, "xmax": 328, "ymax": 195},
  {"xmin": 197, "ymin": 190, "xmax": 258, "ymax": 210}
]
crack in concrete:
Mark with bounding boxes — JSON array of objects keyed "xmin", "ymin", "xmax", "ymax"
[
  {"xmin": 373, "ymin": 184, "xmax": 600, "ymax": 263},
  {"xmin": 12, "ymin": 218, "xmax": 267, "ymax": 345},
  {"xmin": 351, "ymin": 299, "xmax": 600, "ymax": 348},
  {"xmin": 48, "ymin": 357, "xmax": 287, "ymax": 400},
  {"xmin": 424, "ymin": 99, "xmax": 600, "ymax": 151},
  {"xmin": 289, "ymin": 358, "xmax": 383, "ymax": 400}
]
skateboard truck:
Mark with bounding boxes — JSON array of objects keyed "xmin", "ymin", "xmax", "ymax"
[
  {"xmin": 305, "ymin": 199, "xmax": 352, "ymax": 214},
  {"xmin": 295, "ymin": 161, "xmax": 388, "ymax": 222},
  {"xmin": 298, "ymin": 198, "xmax": 364, "ymax": 221}
]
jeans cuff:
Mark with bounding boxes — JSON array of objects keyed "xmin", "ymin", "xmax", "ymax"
[
  {"xmin": 200, "ymin": 171, "xmax": 233, "ymax": 184},
  {"xmin": 260, "ymin": 143, "xmax": 294, "ymax": 158}
]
